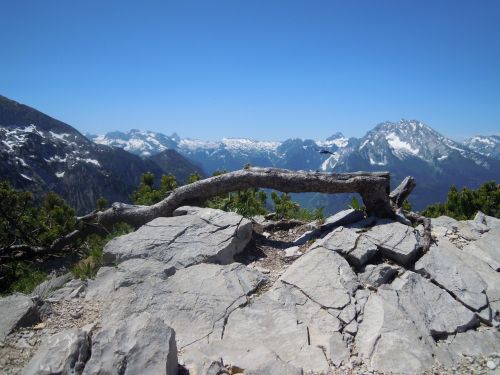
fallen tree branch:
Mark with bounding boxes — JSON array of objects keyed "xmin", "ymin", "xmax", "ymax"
[
  {"xmin": 404, "ymin": 211, "xmax": 432, "ymax": 254},
  {"xmin": 1, "ymin": 168, "xmax": 395, "ymax": 264},
  {"xmin": 389, "ymin": 176, "xmax": 416, "ymax": 209},
  {"xmin": 0, "ymin": 223, "xmax": 107, "ymax": 263}
]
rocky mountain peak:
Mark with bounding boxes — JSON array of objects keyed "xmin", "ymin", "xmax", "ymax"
[{"xmin": 464, "ymin": 135, "xmax": 500, "ymax": 159}]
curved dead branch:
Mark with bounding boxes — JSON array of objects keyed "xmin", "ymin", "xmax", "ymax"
[{"xmin": 1, "ymin": 168, "xmax": 396, "ymax": 264}]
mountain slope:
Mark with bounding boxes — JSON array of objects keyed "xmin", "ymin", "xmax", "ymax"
[
  {"xmin": 463, "ymin": 135, "xmax": 500, "ymax": 159},
  {"xmin": 90, "ymin": 120, "xmax": 500, "ymax": 211},
  {"xmin": 92, "ymin": 130, "xmax": 351, "ymax": 174},
  {"xmin": 0, "ymin": 96, "xmax": 199, "ymax": 213},
  {"xmin": 331, "ymin": 120, "xmax": 500, "ymax": 209},
  {"xmin": 148, "ymin": 149, "xmax": 205, "ymax": 184}
]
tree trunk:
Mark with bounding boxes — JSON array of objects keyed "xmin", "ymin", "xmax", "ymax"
[
  {"xmin": 1, "ymin": 168, "xmax": 395, "ymax": 263},
  {"xmin": 95, "ymin": 168, "xmax": 393, "ymax": 228}
]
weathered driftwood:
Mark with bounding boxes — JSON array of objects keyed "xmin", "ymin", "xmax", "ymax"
[
  {"xmin": 405, "ymin": 211, "xmax": 433, "ymax": 254},
  {"xmin": 389, "ymin": 176, "xmax": 416, "ymax": 209},
  {"xmin": 92, "ymin": 168, "xmax": 393, "ymax": 229},
  {"xmin": 1, "ymin": 168, "xmax": 394, "ymax": 263}
]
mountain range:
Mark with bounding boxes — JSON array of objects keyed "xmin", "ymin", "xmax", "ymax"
[
  {"xmin": 91, "ymin": 121, "xmax": 500, "ymax": 210},
  {"xmin": 1, "ymin": 94, "xmax": 498, "ymax": 214},
  {"xmin": 0, "ymin": 95, "xmax": 203, "ymax": 214}
]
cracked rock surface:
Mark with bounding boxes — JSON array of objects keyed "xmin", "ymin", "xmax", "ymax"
[{"xmin": 2, "ymin": 207, "xmax": 500, "ymax": 375}]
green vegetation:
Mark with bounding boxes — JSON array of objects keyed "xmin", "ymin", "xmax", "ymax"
[
  {"xmin": 131, "ymin": 172, "xmax": 177, "ymax": 205},
  {"xmin": 0, "ymin": 181, "xmax": 132, "ymax": 294},
  {"xmin": 0, "ymin": 262, "xmax": 47, "ymax": 295},
  {"xmin": 421, "ymin": 181, "xmax": 499, "ymax": 220},
  {"xmin": 348, "ymin": 196, "xmax": 364, "ymax": 211},
  {"xmin": 96, "ymin": 196, "xmax": 108, "ymax": 211},
  {"xmin": 207, "ymin": 188, "xmax": 268, "ymax": 217},
  {"xmin": 0, "ymin": 181, "xmax": 76, "ymax": 248},
  {"xmin": 187, "ymin": 172, "xmax": 202, "ymax": 184},
  {"xmin": 271, "ymin": 192, "xmax": 325, "ymax": 222}
]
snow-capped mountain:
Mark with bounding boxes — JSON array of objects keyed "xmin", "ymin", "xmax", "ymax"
[
  {"xmin": 331, "ymin": 119, "xmax": 500, "ymax": 209},
  {"xmin": 91, "ymin": 130, "xmax": 353, "ymax": 174},
  {"xmin": 90, "ymin": 120, "xmax": 500, "ymax": 211},
  {"xmin": 0, "ymin": 95, "xmax": 201, "ymax": 213},
  {"xmin": 90, "ymin": 129, "xmax": 180, "ymax": 157},
  {"xmin": 463, "ymin": 135, "xmax": 500, "ymax": 159}
]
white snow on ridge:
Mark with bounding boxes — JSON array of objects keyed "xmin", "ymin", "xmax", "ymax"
[
  {"xmin": 359, "ymin": 139, "xmax": 370, "ymax": 150},
  {"xmin": 179, "ymin": 138, "xmax": 221, "ymax": 150},
  {"xmin": 74, "ymin": 158, "xmax": 100, "ymax": 166},
  {"xmin": 386, "ymin": 133, "xmax": 419, "ymax": 155},
  {"xmin": 369, "ymin": 156, "xmax": 387, "ymax": 166},
  {"xmin": 93, "ymin": 134, "xmax": 112, "ymax": 145},
  {"xmin": 320, "ymin": 153, "xmax": 340, "ymax": 171},
  {"xmin": 20, "ymin": 173, "xmax": 32, "ymax": 181},
  {"xmin": 55, "ymin": 171, "xmax": 65, "ymax": 178},
  {"xmin": 49, "ymin": 131, "xmax": 71, "ymax": 141},
  {"xmin": 316, "ymin": 137, "xmax": 348, "ymax": 148},
  {"xmin": 179, "ymin": 138, "xmax": 281, "ymax": 153},
  {"xmin": 222, "ymin": 138, "xmax": 280, "ymax": 152},
  {"xmin": 15, "ymin": 157, "xmax": 28, "ymax": 167}
]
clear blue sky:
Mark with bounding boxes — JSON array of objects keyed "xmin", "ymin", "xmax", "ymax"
[{"xmin": 1, "ymin": 0, "xmax": 499, "ymax": 141}]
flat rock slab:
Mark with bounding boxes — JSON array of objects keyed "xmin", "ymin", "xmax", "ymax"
[
  {"xmin": 185, "ymin": 248, "xmax": 361, "ymax": 373},
  {"xmin": 0, "ymin": 294, "xmax": 40, "ymax": 342},
  {"xmin": 312, "ymin": 226, "xmax": 378, "ymax": 267},
  {"xmin": 82, "ymin": 313, "xmax": 177, "ymax": 375},
  {"xmin": 439, "ymin": 329, "xmax": 500, "ymax": 360},
  {"xmin": 23, "ymin": 328, "xmax": 90, "ymax": 375},
  {"xmin": 462, "ymin": 230, "xmax": 500, "ymax": 271},
  {"xmin": 363, "ymin": 220, "xmax": 422, "ymax": 266},
  {"xmin": 415, "ymin": 238, "xmax": 488, "ymax": 311},
  {"xmin": 86, "ymin": 261, "xmax": 265, "ymax": 350},
  {"xmin": 356, "ymin": 271, "xmax": 479, "ymax": 374},
  {"xmin": 358, "ymin": 263, "xmax": 400, "ymax": 288},
  {"xmin": 103, "ymin": 206, "xmax": 252, "ymax": 269},
  {"xmin": 281, "ymin": 246, "xmax": 359, "ymax": 309}
]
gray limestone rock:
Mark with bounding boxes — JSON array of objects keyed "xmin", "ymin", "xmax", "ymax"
[
  {"xmin": 358, "ymin": 263, "xmax": 399, "ymax": 288},
  {"xmin": 0, "ymin": 293, "xmax": 40, "ymax": 342},
  {"xmin": 363, "ymin": 220, "xmax": 422, "ymax": 266},
  {"xmin": 292, "ymin": 209, "xmax": 364, "ymax": 246},
  {"xmin": 391, "ymin": 272, "xmax": 479, "ymax": 337},
  {"xmin": 82, "ymin": 312, "xmax": 177, "ymax": 375},
  {"xmin": 440, "ymin": 329, "xmax": 500, "ymax": 360},
  {"xmin": 356, "ymin": 288, "xmax": 435, "ymax": 374},
  {"xmin": 103, "ymin": 207, "xmax": 252, "ymax": 269},
  {"xmin": 356, "ymin": 272, "xmax": 479, "ymax": 374},
  {"xmin": 86, "ymin": 261, "xmax": 265, "ymax": 356},
  {"xmin": 474, "ymin": 211, "xmax": 500, "ymax": 230},
  {"xmin": 46, "ymin": 279, "xmax": 87, "ymax": 302},
  {"xmin": 31, "ymin": 273, "xmax": 72, "ymax": 300},
  {"xmin": 312, "ymin": 226, "xmax": 378, "ymax": 267},
  {"xmin": 463, "ymin": 230, "xmax": 500, "ymax": 271},
  {"xmin": 414, "ymin": 238, "xmax": 488, "ymax": 311},
  {"xmin": 23, "ymin": 328, "xmax": 90, "ymax": 375},
  {"xmin": 187, "ymin": 250, "xmax": 359, "ymax": 373},
  {"xmin": 280, "ymin": 247, "xmax": 359, "ymax": 309},
  {"xmin": 329, "ymin": 332, "xmax": 350, "ymax": 367},
  {"xmin": 245, "ymin": 359, "xmax": 303, "ymax": 375}
]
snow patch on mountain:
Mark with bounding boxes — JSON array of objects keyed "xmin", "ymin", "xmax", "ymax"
[
  {"xmin": 386, "ymin": 132, "xmax": 419, "ymax": 155},
  {"xmin": 464, "ymin": 135, "xmax": 500, "ymax": 159}
]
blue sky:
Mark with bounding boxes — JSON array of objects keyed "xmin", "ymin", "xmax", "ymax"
[{"xmin": 1, "ymin": 1, "xmax": 499, "ymax": 140}]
